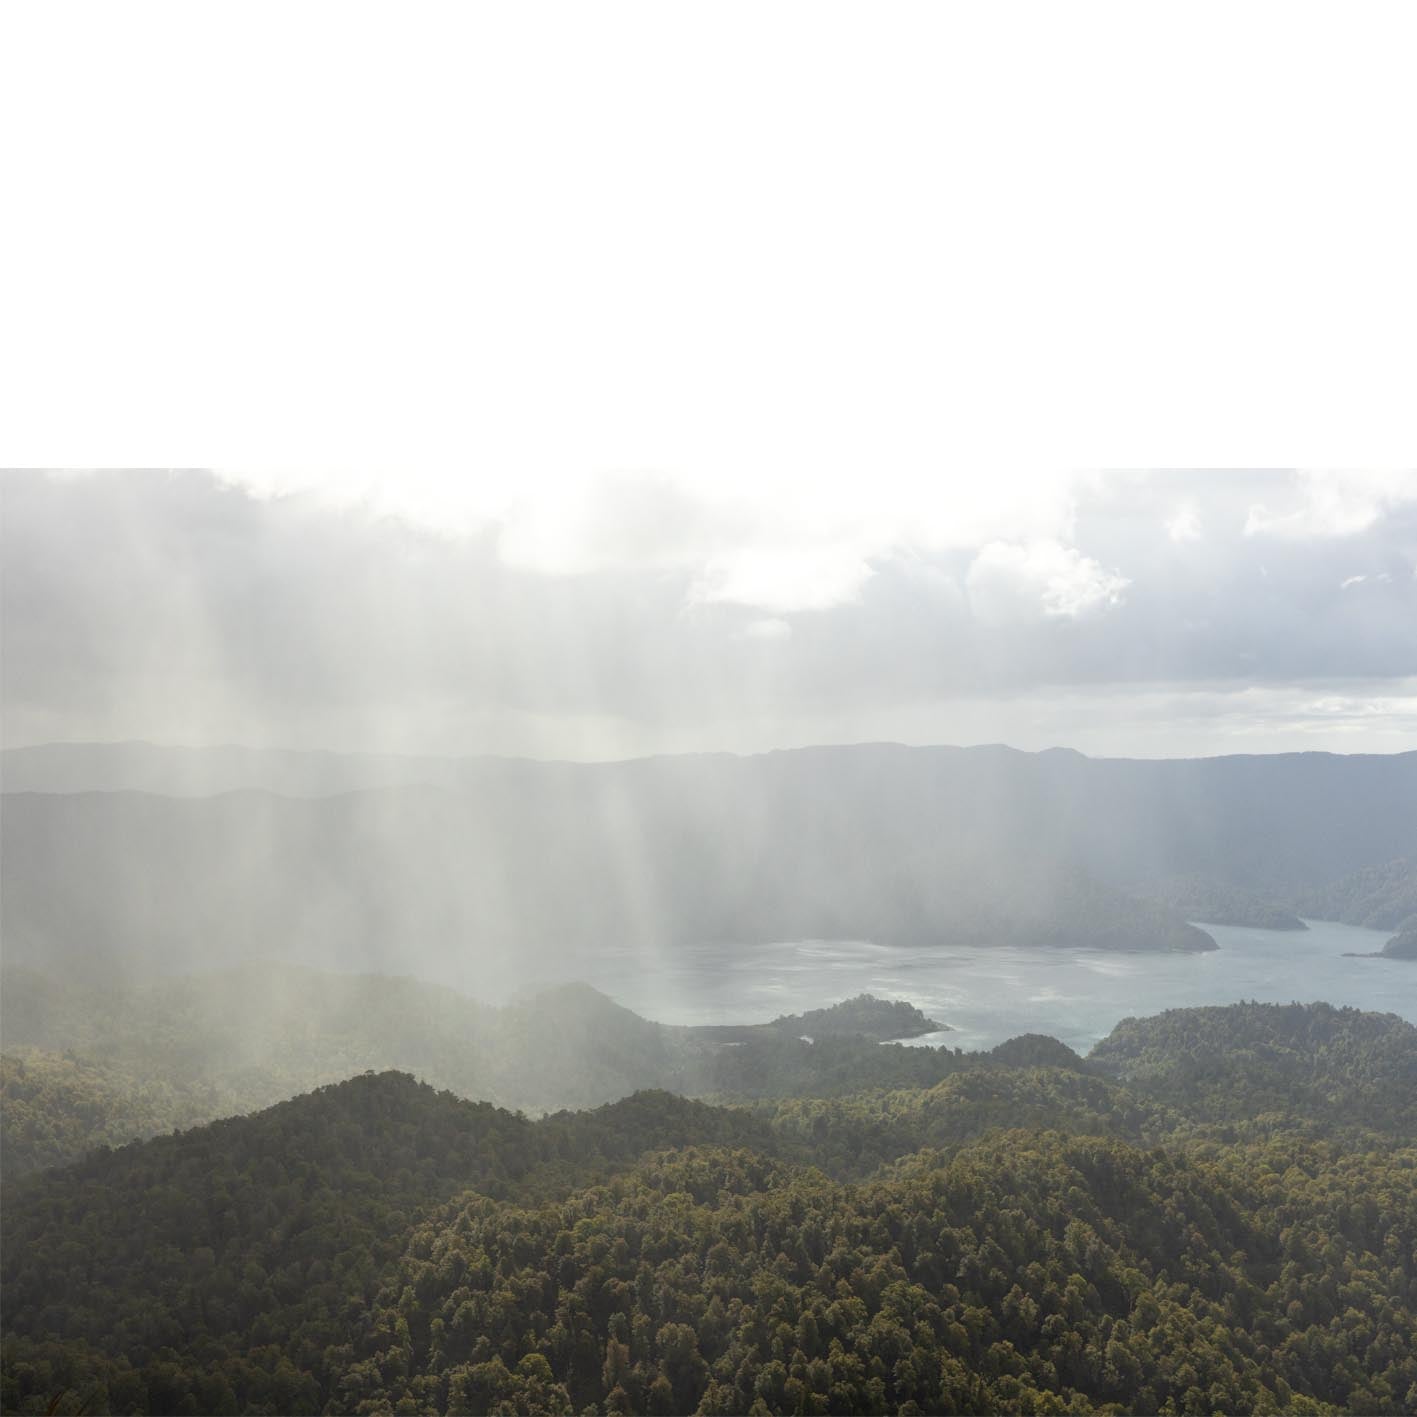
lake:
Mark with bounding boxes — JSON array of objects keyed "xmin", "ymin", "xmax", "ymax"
[{"xmin": 518, "ymin": 918, "xmax": 1417, "ymax": 1055}]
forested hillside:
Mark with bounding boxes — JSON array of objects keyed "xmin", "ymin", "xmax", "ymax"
[
  {"xmin": 9, "ymin": 963, "xmax": 1417, "ymax": 1183},
  {"xmin": 0, "ymin": 968, "xmax": 969, "ymax": 1177},
  {"xmin": 0, "ymin": 1049, "xmax": 236, "ymax": 1179},
  {"xmin": 1295, "ymin": 856, "xmax": 1417, "ymax": 932},
  {"xmin": 1382, "ymin": 929, "xmax": 1417, "ymax": 960},
  {"xmin": 8, "ymin": 744, "xmax": 1417, "ymax": 990},
  {"xmin": 4, "ymin": 1003, "xmax": 1416, "ymax": 1415},
  {"xmin": 1134, "ymin": 875, "xmax": 1306, "ymax": 930},
  {"xmin": 0, "ymin": 781, "xmax": 1216, "ymax": 986},
  {"xmin": 1089, "ymin": 1001, "xmax": 1417, "ymax": 1134}
]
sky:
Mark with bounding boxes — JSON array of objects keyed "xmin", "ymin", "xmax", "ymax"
[
  {"xmin": 3, "ymin": 468, "xmax": 1416, "ymax": 760},
  {"xmin": 2, "ymin": 9, "xmax": 1415, "ymax": 762},
  {"xmin": 3, "ymin": 5, "xmax": 1414, "ymax": 485}
]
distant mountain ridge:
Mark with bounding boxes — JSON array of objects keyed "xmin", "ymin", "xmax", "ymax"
[
  {"xmin": 10, "ymin": 741, "xmax": 1415, "ymax": 984},
  {"xmin": 8, "ymin": 735, "xmax": 1417, "ymax": 812}
]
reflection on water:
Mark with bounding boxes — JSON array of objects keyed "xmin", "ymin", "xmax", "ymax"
[{"xmin": 514, "ymin": 918, "xmax": 1416, "ymax": 1055}]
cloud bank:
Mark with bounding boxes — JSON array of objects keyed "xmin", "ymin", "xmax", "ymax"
[{"xmin": 3, "ymin": 469, "xmax": 1415, "ymax": 759}]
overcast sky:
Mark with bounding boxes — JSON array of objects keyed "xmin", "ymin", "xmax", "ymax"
[
  {"xmin": 3, "ymin": 10, "xmax": 1416, "ymax": 761},
  {"xmin": 3, "ymin": 468, "xmax": 1415, "ymax": 760}
]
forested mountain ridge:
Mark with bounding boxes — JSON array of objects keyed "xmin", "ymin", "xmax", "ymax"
[
  {"xmin": 8, "ymin": 742, "xmax": 1417, "ymax": 867},
  {"xmin": 9, "ymin": 743, "xmax": 1416, "ymax": 987},
  {"xmin": 0, "ymin": 969, "xmax": 968, "ymax": 1177},
  {"xmin": 8, "ymin": 960, "xmax": 1416, "ymax": 1181},
  {"xmin": 0, "ymin": 968, "xmax": 684, "ymax": 1137},
  {"xmin": 5, "ymin": 1000, "xmax": 1417, "ymax": 1416}
]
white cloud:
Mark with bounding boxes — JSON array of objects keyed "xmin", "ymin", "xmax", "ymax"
[
  {"xmin": 205, "ymin": 466, "xmax": 1083, "ymax": 618},
  {"xmin": 491, "ymin": 471, "xmax": 756, "ymax": 577},
  {"xmin": 689, "ymin": 546, "xmax": 875, "ymax": 615},
  {"xmin": 10, "ymin": 471, "xmax": 1417, "ymax": 760},
  {"xmin": 1340, "ymin": 575, "xmax": 1368, "ymax": 590},
  {"xmin": 1166, "ymin": 505, "xmax": 1203, "ymax": 542},
  {"xmin": 1244, "ymin": 470, "xmax": 1416, "ymax": 539},
  {"xmin": 965, "ymin": 540, "xmax": 1130, "ymax": 623}
]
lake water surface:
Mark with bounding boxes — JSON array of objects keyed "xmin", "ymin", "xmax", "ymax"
[{"xmin": 525, "ymin": 918, "xmax": 1416, "ymax": 1055}]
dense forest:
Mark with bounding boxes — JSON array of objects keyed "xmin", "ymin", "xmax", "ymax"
[{"xmin": 4, "ymin": 1001, "xmax": 1416, "ymax": 1415}]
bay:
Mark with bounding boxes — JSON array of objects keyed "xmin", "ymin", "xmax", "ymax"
[{"xmin": 513, "ymin": 918, "xmax": 1416, "ymax": 1055}]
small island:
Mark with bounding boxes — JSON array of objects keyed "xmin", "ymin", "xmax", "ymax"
[{"xmin": 689, "ymin": 993, "xmax": 946, "ymax": 1044}]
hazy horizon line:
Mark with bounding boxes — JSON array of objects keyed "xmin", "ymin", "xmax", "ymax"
[{"xmin": 4, "ymin": 735, "xmax": 1415, "ymax": 768}]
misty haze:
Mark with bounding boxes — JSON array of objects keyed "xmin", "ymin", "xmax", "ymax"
[{"xmin": 3, "ymin": 469, "xmax": 1416, "ymax": 1417}]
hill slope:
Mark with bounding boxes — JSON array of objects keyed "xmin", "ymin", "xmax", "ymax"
[
  {"xmin": 4, "ymin": 1017, "xmax": 1417, "ymax": 1417},
  {"xmin": 1294, "ymin": 854, "xmax": 1417, "ymax": 931},
  {"xmin": 1089, "ymin": 1000, "xmax": 1417, "ymax": 1133},
  {"xmin": 0, "ymin": 967, "xmax": 984, "ymax": 1175}
]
